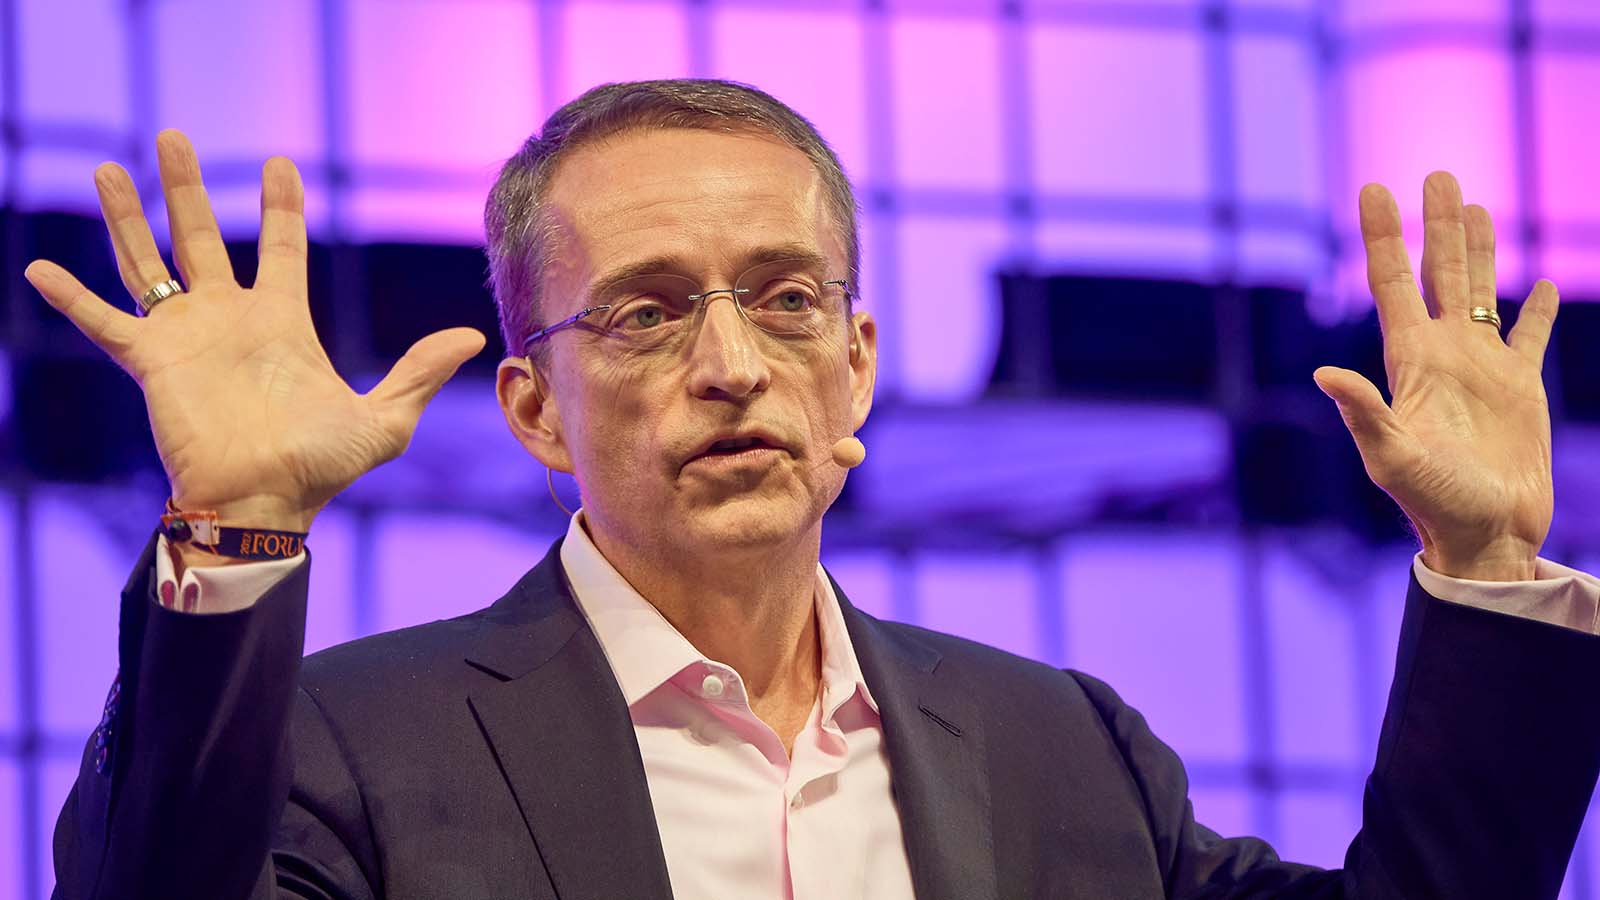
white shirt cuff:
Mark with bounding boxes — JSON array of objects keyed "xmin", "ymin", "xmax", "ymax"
[
  {"xmin": 1413, "ymin": 553, "xmax": 1600, "ymax": 634},
  {"xmin": 153, "ymin": 533, "xmax": 306, "ymax": 614}
]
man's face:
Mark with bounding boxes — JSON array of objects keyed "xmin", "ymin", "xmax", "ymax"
[{"xmin": 502, "ymin": 127, "xmax": 876, "ymax": 557}]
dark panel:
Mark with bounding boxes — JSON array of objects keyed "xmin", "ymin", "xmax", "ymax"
[
  {"xmin": 1552, "ymin": 300, "xmax": 1599, "ymax": 422},
  {"xmin": 992, "ymin": 272, "xmax": 1219, "ymax": 402},
  {"xmin": 361, "ymin": 243, "xmax": 502, "ymax": 377},
  {"xmin": 12, "ymin": 355, "xmax": 159, "ymax": 480}
]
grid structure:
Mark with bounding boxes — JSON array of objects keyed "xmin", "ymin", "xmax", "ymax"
[{"xmin": 1, "ymin": 1, "xmax": 1598, "ymax": 898}]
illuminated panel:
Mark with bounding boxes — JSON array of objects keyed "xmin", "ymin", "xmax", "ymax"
[
  {"xmin": 372, "ymin": 513, "xmax": 558, "ymax": 634},
  {"xmin": 888, "ymin": 15, "xmax": 1004, "ymax": 190},
  {"xmin": 1188, "ymin": 786, "xmax": 1255, "ymax": 843},
  {"xmin": 910, "ymin": 552, "xmax": 1043, "ymax": 661},
  {"xmin": 854, "ymin": 210, "xmax": 900, "ymax": 396},
  {"xmin": 820, "ymin": 551, "xmax": 897, "ymax": 622},
  {"xmin": 559, "ymin": 3, "xmax": 690, "ymax": 104},
  {"xmin": 151, "ymin": 0, "xmax": 328, "ymax": 238},
  {"xmin": 1231, "ymin": 37, "xmax": 1322, "ymax": 210},
  {"xmin": 1535, "ymin": 0, "xmax": 1600, "ymax": 26},
  {"xmin": 0, "ymin": 493, "xmax": 16, "ymax": 731},
  {"xmin": 16, "ymin": 149, "xmax": 109, "ymax": 215},
  {"xmin": 302, "ymin": 507, "xmax": 358, "ymax": 655},
  {"xmin": 1276, "ymin": 789, "xmax": 1361, "ymax": 869},
  {"xmin": 894, "ymin": 215, "xmax": 1009, "ymax": 401},
  {"xmin": 1262, "ymin": 541, "xmax": 1361, "ymax": 767},
  {"xmin": 1026, "ymin": 0, "xmax": 1202, "ymax": 11},
  {"xmin": 709, "ymin": 8, "xmax": 870, "ymax": 186},
  {"xmin": 1359, "ymin": 547, "xmax": 1418, "ymax": 761},
  {"xmin": 1335, "ymin": 48, "xmax": 1522, "ymax": 298},
  {"xmin": 1033, "ymin": 219, "xmax": 1216, "ymax": 281},
  {"xmin": 1027, "ymin": 23, "xmax": 1208, "ymax": 200},
  {"xmin": 17, "ymin": 0, "xmax": 128, "ymax": 130},
  {"xmin": 1230, "ymin": 0, "xmax": 1316, "ymax": 10},
  {"xmin": 1534, "ymin": 54, "xmax": 1600, "ymax": 298},
  {"xmin": 1062, "ymin": 530, "xmax": 1248, "ymax": 760},
  {"xmin": 345, "ymin": 0, "xmax": 540, "ymax": 243},
  {"xmin": 0, "ymin": 763, "xmax": 19, "ymax": 900},
  {"xmin": 42, "ymin": 758, "xmax": 84, "ymax": 898},
  {"xmin": 1338, "ymin": 0, "xmax": 1505, "ymax": 29},
  {"xmin": 34, "ymin": 491, "xmax": 127, "ymax": 735},
  {"xmin": 1236, "ymin": 229, "xmax": 1323, "ymax": 290}
]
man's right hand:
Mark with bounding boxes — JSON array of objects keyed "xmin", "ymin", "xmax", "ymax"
[{"xmin": 24, "ymin": 130, "xmax": 485, "ymax": 565}]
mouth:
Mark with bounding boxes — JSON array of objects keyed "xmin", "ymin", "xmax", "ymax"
[{"xmin": 685, "ymin": 431, "xmax": 791, "ymax": 468}]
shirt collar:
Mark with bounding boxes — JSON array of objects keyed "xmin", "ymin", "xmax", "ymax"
[{"xmin": 559, "ymin": 511, "xmax": 878, "ymax": 716}]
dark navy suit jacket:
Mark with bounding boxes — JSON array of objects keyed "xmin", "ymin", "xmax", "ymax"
[{"xmin": 52, "ymin": 534, "xmax": 1600, "ymax": 898}]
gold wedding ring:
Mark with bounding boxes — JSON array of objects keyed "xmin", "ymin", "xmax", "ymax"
[
  {"xmin": 1469, "ymin": 305, "xmax": 1502, "ymax": 329},
  {"xmin": 138, "ymin": 279, "xmax": 184, "ymax": 316}
]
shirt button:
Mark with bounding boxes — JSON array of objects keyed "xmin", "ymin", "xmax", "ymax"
[
  {"xmin": 701, "ymin": 673, "xmax": 726, "ymax": 699},
  {"xmin": 790, "ymin": 792, "xmax": 805, "ymax": 810}
]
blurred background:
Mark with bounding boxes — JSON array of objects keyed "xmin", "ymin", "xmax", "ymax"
[{"xmin": 1, "ymin": 0, "xmax": 1598, "ymax": 896}]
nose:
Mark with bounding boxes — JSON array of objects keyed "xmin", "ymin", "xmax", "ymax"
[{"xmin": 684, "ymin": 291, "xmax": 771, "ymax": 399}]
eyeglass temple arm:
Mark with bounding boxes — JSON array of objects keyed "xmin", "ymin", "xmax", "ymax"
[{"xmin": 521, "ymin": 304, "xmax": 613, "ymax": 353}]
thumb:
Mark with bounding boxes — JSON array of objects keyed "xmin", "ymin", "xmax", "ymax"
[
  {"xmin": 368, "ymin": 327, "xmax": 487, "ymax": 416},
  {"xmin": 1312, "ymin": 366, "xmax": 1402, "ymax": 460}
]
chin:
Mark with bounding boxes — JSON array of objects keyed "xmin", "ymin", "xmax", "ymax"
[{"xmin": 678, "ymin": 491, "xmax": 820, "ymax": 549}]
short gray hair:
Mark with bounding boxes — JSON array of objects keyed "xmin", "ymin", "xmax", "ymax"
[{"xmin": 484, "ymin": 79, "xmax": 861, "ymax": 356}]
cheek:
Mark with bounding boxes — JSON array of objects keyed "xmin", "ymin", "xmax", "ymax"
[{"xmin": 564, "ymin": 361, "xmax": 679, "ymax": 486}]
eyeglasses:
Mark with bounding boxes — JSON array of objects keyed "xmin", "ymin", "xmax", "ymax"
[{"xmin": 521, "ymin": 257, "xmax": 854, "ymax": 356}]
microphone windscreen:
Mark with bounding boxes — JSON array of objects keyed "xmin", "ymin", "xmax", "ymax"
[{"xmin": 831, "ymin": 435, "xmax": 866, "ymax": 469}]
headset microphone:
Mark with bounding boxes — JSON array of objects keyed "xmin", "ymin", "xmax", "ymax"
[{"xmin": 830, "ymin": 435, "xmax": 866, "ymax": 469}]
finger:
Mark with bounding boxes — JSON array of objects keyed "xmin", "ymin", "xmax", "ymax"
[
  {"xmin": 256, "ymin": 156, "xmax": 308, "ymax": 293},
  {"xmin": 367, "ymin": 327, "xmax": 488, "ymax": 418},
  {"xmin": 1508, "ymin": 279, "xmax": 1560, "ymax": 365},
  {"xmin": 1463, "ymin": 203, "xmax": 1498, "ymax": 319},
  {"xmin": 24, "ymin": 260, "xmax": 138, "ymax": 360},
  {"xmin": 94, "ymin": 162, "xmax": 175, "ymax": 303},
  {"xmin": 1312, "ymin": 365, "xmax": 1405, "ymax": 468},
  {"xmin": 1358, "ymin": 183, "xmax": 1428, "ymax": 333},
  {"xmin": 1419, "ymin": 171, "xmax": 1471, "ymax": 318},
  {"xmin": 156, "ymin": 129, "xmax": 234, "ymax": 287}
]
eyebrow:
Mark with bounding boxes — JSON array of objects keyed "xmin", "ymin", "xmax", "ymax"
[{"xmin": 585, "ymin": 243, "xmax": 834, "ymax": 300}]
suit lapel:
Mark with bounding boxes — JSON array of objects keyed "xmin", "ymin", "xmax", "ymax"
[
  {"xmin": 465, "ymin": 543, "xmax": 674, "ymax": 900},
  {"xmin": 839, "ymin": 582, "xmax": 1000, "ymax": 900}
]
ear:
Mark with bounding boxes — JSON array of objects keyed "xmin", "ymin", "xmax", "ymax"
[
  {"xmin": 496, "ymin": 355, "xmax": 574, "ymax": 473},
  {"xmin": 847, "ymin": 311, "xmax": 877, "ymax": 432}
]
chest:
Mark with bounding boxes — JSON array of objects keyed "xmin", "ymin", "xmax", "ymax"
[{"xmin": 630, "ymin": 684, "xmax": 918, "ymax": 899}]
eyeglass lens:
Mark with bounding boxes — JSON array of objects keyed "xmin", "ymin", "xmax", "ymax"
[{"xmin": 592, "ymin": 258, "xmax": 844, "ymax": 346}]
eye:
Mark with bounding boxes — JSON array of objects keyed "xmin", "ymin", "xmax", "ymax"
[
  {"xmin": 629, "ymin": 305, "xmax": 666, "ymax": 329},
  {"xmin": 606, "ymin": 296, "xmax": 680, "ymax": 332},
  {"xmin": 760, "ymin": 287, "xmax": 816, "ymax": 313}
]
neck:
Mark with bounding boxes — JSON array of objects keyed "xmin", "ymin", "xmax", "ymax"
[{"xmin": 583, "ymin": 514, "xmax": 822, "ymax": 740}]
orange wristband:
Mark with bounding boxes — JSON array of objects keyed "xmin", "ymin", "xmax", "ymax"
[{"xmin": 160, "ymin": 499, "xmax": 307, "ymax": 560}]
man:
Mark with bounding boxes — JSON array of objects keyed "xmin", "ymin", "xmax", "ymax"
[{"xmin": 28, "ymin": 80, "xmax": 1600, "ymax": 899}]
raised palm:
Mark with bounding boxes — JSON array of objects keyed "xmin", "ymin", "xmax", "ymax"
[
  {"xmin": 1314, "ymin": 172, "xmax": 1558, "ymax": 581},
  {"xmin": 24, "ymin": 131, "xmax": 485, "ymax": 532}
]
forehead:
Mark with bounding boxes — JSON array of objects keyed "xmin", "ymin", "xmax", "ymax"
[{"xmin": 541, "ymin": 128, "xmax": 845, "ymax": 299}]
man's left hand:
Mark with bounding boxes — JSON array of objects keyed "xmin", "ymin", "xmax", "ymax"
[{"xmin": 1314, "ymin": 171, "xmax": 1558, "ymax": 582}]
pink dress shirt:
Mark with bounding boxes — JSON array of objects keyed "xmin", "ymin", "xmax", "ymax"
[
  {"xmin": 556, "ymin": 513, "xmax": 916, "ymax": 899},
  {"xmin": 151, "ymin": 518, "xmax": 1600, "ymax": 898}
]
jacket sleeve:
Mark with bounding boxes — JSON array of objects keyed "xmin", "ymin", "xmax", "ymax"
[
  {"xmin": 51, "ymin": 532, "xmax": 380, "ymax": 900},
  {"xmin": 1072, "ymin": 570, "xmax": 1600, "ymax": 900}
]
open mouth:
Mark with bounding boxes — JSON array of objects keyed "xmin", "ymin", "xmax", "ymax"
[
  {"xmin": 685, "ymin": 433, "xmax": 790, "ymax": 469},
  {"xmin": 704, "ymin": 435, "xmax": 771, "ymax": 454},
  {"xmin": 700, "ymin": 436, "xmax": 776, "ymax": 456}
]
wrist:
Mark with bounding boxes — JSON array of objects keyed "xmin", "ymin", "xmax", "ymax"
[
  {"xmin": 1422, "ymin": 535, "xmax": 1540, "ymax": 582},
  {"xmin": 163, "ymin": 494, "xmax": 315, "ymax": 574},
  {"xmin": 169, "ymin": 492, "xmax": 318, "ymax": 534}
]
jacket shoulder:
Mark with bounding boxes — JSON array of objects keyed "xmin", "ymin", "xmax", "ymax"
[
  {"xmin": 862, "ymin": 615, "xmax": 1100, "ymax": 705},
  {"xmin": 298, "ymin": 607, "xmax": 494, "ymax": 696}
]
